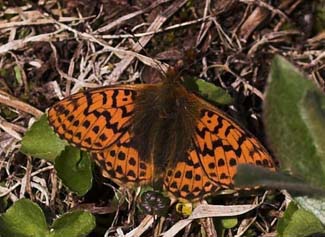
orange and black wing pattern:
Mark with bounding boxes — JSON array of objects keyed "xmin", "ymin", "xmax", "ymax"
[
  {"xmin": 164, "ymin": 148, "xmax": 220, "ymax": 201},
  {"xmin": 164, "ymin": 95, "xmax": 275, "ymax": 200},
  {"xmin": 48, "ymin": 86, "xmax": 137, "ymax": 151},
  {"xmin": 48, "ymin": 82, "xmax": 275, "ymax": 201},
  {"xmin": 48, "ymin": 85, "xmax": 154, "ymax": 188},
  {"xmin": 194, "ymin": 107, "xmax": 275, "ymax": 186},
  {"xmin": 93, "ymin": 131, "xmax": 152, "ymax": 186}
]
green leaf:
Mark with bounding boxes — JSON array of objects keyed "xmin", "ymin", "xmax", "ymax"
[
  {"xmin": 277, "ymin": 202, "xmax": 299, "ymax": 236},
  {"xmin": 214, "ymin": 217, "xmax": 238, "ymax": 237},
  {"xmin": 296, "ymin": 197, "xmax": 325, "ymax": 225},
  {"xmin": 184, "ymin": 78, "xmax": 233, "ymax": 105},
  {"xmin": 0, "ymin": 199, "xmax": 49, "ymax": 237},
  {"xmin": 299, "ymin": 90, "xmax": 325, "ymax": 159},
  {"xmin": 221, "ymin": 217, "xmax": 238, "ymax": 229},
  {"xmin": 196, "ymin": 79, "xmax": 233, "ymax": 105},
  {"xmin": 264, "ymin": 55, "xmax": 325, "ymax": 189},
  {"xmin": 277, "ymin": 202, "xmax": 325, "ymax": 237},
  {"xmin": 0, "ymin": 200, "xmax": 95, "ymax": 237},
  {"xmin": 21, "ymin": 116, "xmax": 92, "ymax": 196},
  {"xmin": 21, "ymin": 115, "xmax": 67, "ymax": 162},
  {"xmin": 50, "ymin": 210, "xmax": 95, "ymax": 237},
  {"xmin": 54, "ymin": 147, "xmax": 92, "ymax": 196},
  {"xmin": 14, "ymin": 65, "xmax": 23, "ymax": 86}
]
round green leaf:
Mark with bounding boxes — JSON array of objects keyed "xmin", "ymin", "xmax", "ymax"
[
  {"xmin": 21, "ymin": 115, "xmax": 67, "ymax": 162},
  {"xmin": 50, "ymin": 210, "xmax": 95, "ymax": 237},
  {"xmin": 221, "ymin": 217, "xmax": 238, "ymax": 229},
  {"xmin": 0, "ymin": 199, "xmax": 49, "ymax": 237},
  {"xmin": 54, "ymin": 147, "xmax": 92, "ymax": 196}
]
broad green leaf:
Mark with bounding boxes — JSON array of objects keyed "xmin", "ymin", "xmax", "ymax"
[
  {"xmin": 0, "ymin": 199, "xmax": 49, "ymax": 237},
  {"xmin": 184, "ymin": 78, "xmax": 233, "ymax": 105},
  {"xmin": 50, "ymin": 210, "xmax": 95, "ymax": 237},
  {"xmin": 21, "ymin": 115, "xmax": 67, "ymax": 162},
  {"xmin": 296, "ymin": 197, "xmax": 325, "ymax": 225},
  {"xmin": 277, "ymin": 202, "xmax": 299, "ymax": 236},
  {"xmin": 196, "ymin": 79, "xmax": 233, "ymax": 105},
  {"xmin": 277, "ymin": 202, "xmax": 325, "ymax": 237},
  {"xmin": 299, "ymin": 90, "xmax": 325, "ymax": 159},
  {"xmin": 264, "ymin": 55, "xmax": 325, "ymax": 188},
  {"xmin": 54, "ymin": 147, "xmax": 92, "ymax": 196}
]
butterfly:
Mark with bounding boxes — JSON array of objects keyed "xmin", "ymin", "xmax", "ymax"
[{"xmin": 48, "ymin": 76, "xmax": 275, "ymax": 201}]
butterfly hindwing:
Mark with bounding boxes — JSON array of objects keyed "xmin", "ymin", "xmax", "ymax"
[
  {"xmin": 164, "ymin": 147, "xmax": 220, "ymax": 200},
  {"xmin": 48, "ymin": 85, "xmax": 142, "ymax": 151},
  {"xmin": 93, "ymin": 132, "xmax": 152, "ymax": 186}
]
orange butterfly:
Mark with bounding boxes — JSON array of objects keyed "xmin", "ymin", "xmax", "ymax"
[{"xmin": 48, "ymin": 78, "xmax": 275, "ymax": 201}]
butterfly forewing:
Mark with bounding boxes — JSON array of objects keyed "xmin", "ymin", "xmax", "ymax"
[
  {"xmin": 48, "ymin": 86, "xmax": 139, "ymax": 151},
  {"xmin": 192, "ymin": 97, "xmax": 275, "ymax": 187}
]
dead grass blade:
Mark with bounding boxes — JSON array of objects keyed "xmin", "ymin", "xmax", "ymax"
[{"xmin": 162, "ymin": 204, "xmax": 257, "ymax": 237}]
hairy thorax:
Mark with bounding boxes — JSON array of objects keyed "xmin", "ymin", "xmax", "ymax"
[{"xmin": 132, "ymin": 81, "xmax": 200, "ymax": 178}]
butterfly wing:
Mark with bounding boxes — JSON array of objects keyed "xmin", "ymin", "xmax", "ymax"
[
  {"xmin": 164, "ymin": 148, "xmax": 221, "ymax": 201},
  {"xmin": 48, "ymin": 85, "xmax": 154, "ymax": 186},
  {"xmin": 194, "ymin": 104, "xmax": 275, "ymax": 187},
  {"xmin": 93, "ymin": 132, "xmax": 152, "ymax": 186},
  {"xmin": 165, "ymin": 95, "xmax": 275, "ymax": 200},
  {"xmin": 48, "ymin": 85, "xmax": 145, "ymax": 151}
]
